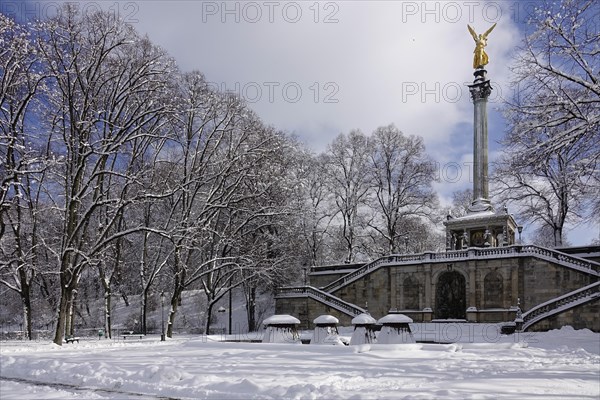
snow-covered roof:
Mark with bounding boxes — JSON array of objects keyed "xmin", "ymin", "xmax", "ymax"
[
  {"xmin": 377, "ymin": 314, "xmax": 413, "ymax": 324},
  {"xmin": 449, "ymin": 210, "xmax": 496, "ymax": 221},
  {"xmin": 313, "ymin": 315, "xmax": 339, "ymax": 325},
  {"xmin": 263, "ymin": 314, "xmax": 300, "ymax": 325},
  {"xmin": 351, "ymin": 313, "xmax": 376, "ymax": 325}
]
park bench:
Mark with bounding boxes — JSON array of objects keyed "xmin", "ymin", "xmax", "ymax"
[
  {"xmin": 122, "ymin": 333, "xmax": 145, "ymax": 340},
  {"xmin": 65, "ymin": 336, "xmax": 80, "ymax": 344}
]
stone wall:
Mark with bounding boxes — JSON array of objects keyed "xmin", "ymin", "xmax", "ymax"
[
  {"xmin": 276, "ymin": 253, "xmax": 598, "ymax": 331},
  {"xmin": 308, "ymin": 272, "xmax": 349, "ymax": 289}
]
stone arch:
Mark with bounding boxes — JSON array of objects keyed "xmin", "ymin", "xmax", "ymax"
[
  {"xmin": 403, "ymin": 275, "xmax": 420, "ymax": 310},
  {"xmin": 431, "ymin": 265, "xmax": 468, "ymax": 285},
  {"xmin": 484, "ymin": 270, "xmax": 504, "ymax": 308},
  {"xmin": 435, "ymin": 271, "xmax": 466, "ymax": 319}
]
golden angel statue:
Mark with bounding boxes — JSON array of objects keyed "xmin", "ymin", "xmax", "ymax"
[{"xmin": 467, "ymin": 23, "xmax": 496, "ymax": 69}]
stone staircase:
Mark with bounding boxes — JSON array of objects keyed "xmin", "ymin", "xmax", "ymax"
[
  {"xmin": 521, "ymin": 281, "xmax": 600, "ymax": 331},
  {"xmin": 275, "ymin": 286, "xmax": 365, "ymax": 317}
]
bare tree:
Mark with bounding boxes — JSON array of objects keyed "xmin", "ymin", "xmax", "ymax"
[
  {"xmin": 157, "ymin": 72, "xmax": 287, "ymax": 336},
  {"xmin": 367, "ymin": 124, "xmax": 438, "ymax": 254},
  {"xmin": 0, "ymin": 15, "xmax": 50, "ymax": 339},
  {"xmin": 295, "ymin": 152, "xmax": 335, "ymax": 266},
  {"xmin": 493, "ymin": 148, "xmax": 586, "ymax": 247},
  {"xmin": 324, "ymin": 131, "xmax": 372, "ymax": 263},
  {"xmin": 451, "ymin": 189, "xmax": 473, "ymax": 218},
  {"xmin": 34, "ymin": 6, "xmax": 175, "ymax": 344},
  {"xmin": 185, "ymin": 123, "xmax": 300, "ymax": 335},
  {"xmin": 530, "ymin": 224, "xmax": 572, "ymax": 248},
  {"xmin": 499, "ymin": 0, "xmax": 600, "ymax": 243}
]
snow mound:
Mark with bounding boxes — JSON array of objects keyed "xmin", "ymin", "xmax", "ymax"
[
  {"xmin": 263, "ymin": 314, "xmax": 300, "ymax": 325},
  {"xmin": 313, "ymin": 315, "xmax": 339, "ymax": 325},
  {"xmin": 378, "ymin": 313, "xmax": 413, "ymax": 324},
  {"xmin": 351, "ymin": 313, "xmax": 376, "ymax": 325}
]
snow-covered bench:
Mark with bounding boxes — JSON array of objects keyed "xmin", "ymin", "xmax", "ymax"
[
  {"xmin": 65, "ymin": 336, "xmax": 80, "ymax": 344},
  {"xmin": 122, "ymin": 334, "xmax": 145, "ymax": 340}
]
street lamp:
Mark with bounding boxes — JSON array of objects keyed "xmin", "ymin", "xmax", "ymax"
[
  {"xmin": 217, "ymin": 306, "xmax": 227, "ymax": 336},
  {"xmin": 404, "ymin": 235, "xmax": 409, "ymax": 254},
  {"xmin": 303, "ymin": 266, "xmax": 308, "ymax": 286},
  {"xmin": 160, "ymin": 292, "xmax": 165, "ymax": 341},
  {"xmin": 517, "ymin": 226, "xmax": 523, "ymax": 244}
]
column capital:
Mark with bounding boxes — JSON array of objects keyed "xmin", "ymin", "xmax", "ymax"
[
  {"xmin": 468, "ymin": 68, "xmax": 492, "ymax": 101},
  {"xmin": 468, "ymin": 80, "xmax": 492, "ymax": 101}
]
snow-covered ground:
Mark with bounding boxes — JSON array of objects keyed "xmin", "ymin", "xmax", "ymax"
[{"xmin": 1, "ymin": 325, "xmax": 598, "ymax": 399}]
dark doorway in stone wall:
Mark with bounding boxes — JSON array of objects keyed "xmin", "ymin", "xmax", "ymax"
[{"xmin": 435, "ymin": 271, "xmax": 466, "ymax": 319}]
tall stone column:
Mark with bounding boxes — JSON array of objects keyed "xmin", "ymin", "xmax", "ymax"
[{"xmin": 468, "ymin": 68, "xmax": 493, "ymax": 213}]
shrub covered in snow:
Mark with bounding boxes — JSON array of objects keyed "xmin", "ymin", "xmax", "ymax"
[
  {"xmin": 262, "ymin": 315, "xmax": 301, "ymax": 344},
  {"xmin": 350, "ymin": 313, "xmax": 377, "ymax": 345},
  {"xmin": 311, "ymin": 315, "xmax": 340, "ymax": 345},
  {"xmin": 377, "ymin": 314, "xmax": 415, "ymax": 344}
]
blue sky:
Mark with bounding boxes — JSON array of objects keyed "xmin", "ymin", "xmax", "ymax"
[{"xmin": 5, "ymin": 0, "xmax": 597, "ymax": 244}]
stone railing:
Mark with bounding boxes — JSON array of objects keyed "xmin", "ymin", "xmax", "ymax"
[
  {"xmin": 521, "ymin": 281, "xmax": 600, "ymax": 331},
  {"xmin": 320, "ymin": 254, "xmax": 422, "ymax": 292},
  {"xmin": 275, "ymin": 286, "xmax": 365, "ymax": 317},
  {"xmin": 518, "ymin": 245, "xmax": 599, "ymax": 275},
  {"xmin": 319, "ymin": 245, "xmax": 599, "ymax": 294}
]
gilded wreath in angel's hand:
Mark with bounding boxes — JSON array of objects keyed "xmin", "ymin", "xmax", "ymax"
[{"xmin": 467, "ymin": 23, "xmax": 496, "ymax": 69}]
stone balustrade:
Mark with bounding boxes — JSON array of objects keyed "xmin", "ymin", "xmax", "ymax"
[{"xmin": 320, "ymin": 245, "xmax": 599, "ymax": 293}]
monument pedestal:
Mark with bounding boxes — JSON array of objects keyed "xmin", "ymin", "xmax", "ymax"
[{"xmin": 444, "ymin": 209, "xmax": 518, "ymax": 250}]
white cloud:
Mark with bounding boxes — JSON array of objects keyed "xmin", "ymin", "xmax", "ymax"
[
  {"xmin": 13, "ymin": 0, "xmax": 591, "ymax": 245},
  {"xmin": 130, "ymin": 1, "xmax": 521, "ymax": 155}
]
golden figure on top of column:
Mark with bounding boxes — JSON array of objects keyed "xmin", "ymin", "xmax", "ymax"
[{"xmin": 467, "ymin": 23, "xmax": 496, "ymax": 69}]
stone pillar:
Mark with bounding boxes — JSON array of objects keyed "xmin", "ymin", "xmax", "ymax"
[
  {"xmin": 390, "ymin": 268, "xmax": 397, "ymax": 310},
  {"xmin": 511, "ymin": 265, "xmax": 519, "ymax": 306},
  {"xmin": 466, "ymin": 306, "xmax": 478, "ymax": 322},
  {"xmin": 469, "ymin": 262, "xmax": 477, "ymax": 308},
  {"xmin": 468, "ymin": 69, "xmax": 493, "ymax": 213},
  {"xmin": 424, "ymin": 264, "xmax": 432, "ymax": 309}
]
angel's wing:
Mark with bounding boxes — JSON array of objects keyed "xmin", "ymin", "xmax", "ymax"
[
  {"xmin": 467, "ymin": 24, "xmax": 478, "ymax": 41},
  {"xmin": 482, "ymin": 23, "xmax": 497, "ymax": 39}
]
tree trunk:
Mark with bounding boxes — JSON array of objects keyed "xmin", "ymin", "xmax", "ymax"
[
  {"xmin": 53, "ymin": 286, "xmax": 70, "ymax": 345},
  {"xmin": 246, "ymin": 286, "xmax": 256, "ymax": 332},
  {"xmin": 166, "ymin": 286, "xmax": 183, "ymax": 338},
  {"xmin": 67, "ymin": 289, "xmax": 78, "ymax": 336},
  {"xmin": 205, "ymin": 301, "xmax": 214, "ymax": 335},
  {"xmin": 104, "ymin": 289, "xmax": 112, "ymax": 339},
  {"xmin": 121, "ymin": 293, "xmax": 129, "ymax": 307},
  {"xmin": 17, "ymin": 267, "xmax": 33, "ymax": 340},
  {"xmin": 21, "ymin": 284, "xmax": 33, "ymax": 340},
  {"xmin": 554, "ymin": 227, "xmax": 563, "ymax": 247},
  {"xmin": 141, "ymin": 289, "xmax": 148, "ymax": 334}
]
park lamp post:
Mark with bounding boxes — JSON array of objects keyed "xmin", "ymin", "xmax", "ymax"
[
  {"xmin": 160, "ymin": 292, "xmax": 165, "ymax": 341},
  {"xmin": 303, "ymin": 266, "xmax": 308, "ymax": 286},
  {"xmin": 217, "ymin": 306, "xmax": 227, "ymax": 335}
]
